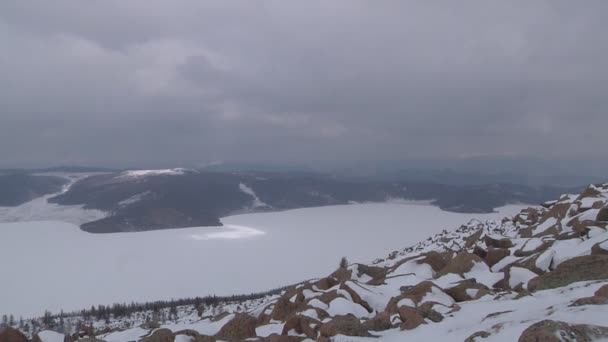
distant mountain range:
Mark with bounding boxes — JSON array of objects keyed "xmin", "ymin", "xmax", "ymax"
[{"xmin": 0, "ymin": 168, "xmax": 583, "ymax": 233}]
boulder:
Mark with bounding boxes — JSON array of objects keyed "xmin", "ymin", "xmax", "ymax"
[
  {"xmin": 513, "ymin": 240, "xmax": 553, "ymax": 257},
  {"xmin": 445, "ymin": 279, "xmax": 491, "ymax": 302},
  {"xmin": 280, "ymin": 315, "xmax": 318, "ymax": 339},
  {"xmin": 399, "ymin": 281, "xmax": 436, "ymax": 304},
  {"xmin": 417, "ymin": 301, "xmax": 445, "ymax": 323},
  {"xmin": 398, "ymin": 306, "xmax": 426, "ymax": 330},
  {"xmin": 598, "ymin": 208, "xmax": 608, "ymax": 222},
  {"xmin": 595, "ymin": 284, "xmax": 608, "ymax": 297},
  {"xmin": 356, "ymin": 264, "xmax": 388, "ymax": 283},
  {"xmin": 570, "ymin": 296, "xmax": 608, "ymax": 306},
  {"xmin": 0, "ymin": 327, "xmax": 27, "ymax": 342},
  {"xmin": 518, "ymin": 320, "xmax": 608, "ymax": 342},
  {"xmin": 591, "ymin": 240, "xmax": 608, "ymax": 256},
  {"xmin": 270, "ymin": 297, "xmax": 299, "ymax": 321},
  {"xmin": 464, "ymin": 331, "xmax": 491, "ymax": 342},
  {"xmin": 362, "ymin": 311, "xmax": 392, "ymax": 331},
  {"xmin": 484, "ymin": 247, "xmax": 510, "ymax": 267},
  {"xmin": 259, "ymin": 335, "xmax": 304, "ymax": 342},
  {"xmin": 464, "ymin": 228, "xmax": 484, "ymax": 248},
  {"xmin": 484, "ymin": 236, "xmax": 513, "ymax": 249},
  {"xmin": 527, "ymin": 255, "xmax": 608, "ymax": 292},
  {"xmin": 437, "ymin": 252, "xmax": 484, "ymax": 277},
  {"xmin": 340, "ymin": 282, "xmax": 373, "ymax": 313},
  {"xmin": 416, "ymin": 251, "xmax": 454, "ymax": 272},
  {"xmin": 318, "ymin": 314, "xmax": 368, "ymax": 337},
  {"xmin": 215, "ymin": 313, "xmax": 257, "ymax": 341},
  {"xmin": 173, "ymin": 330, "xmax": 216, "ymax": 342},
  {"xmin": 314, "ymin": 277, "xmax": 338, "ymax": 291},
  {"xmin": 138, "ymin": 328, "xmax": 174, "ymax": 342},
  {"xmin": 473, "ymin": 246, "xmax": 487, "ymax": 259},
  {"xmin": 317, "ymin": 290, "xmax": 342, "ymax": 305},
  {"xmin": 329, "ymin": 267, "xmax": 352, "ymax": 283}
]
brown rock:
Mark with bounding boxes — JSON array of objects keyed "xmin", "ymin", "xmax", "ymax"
[
  {"xmin": 437, "ymin": 252, "xmax": 484, "ymax": 277},
  {"xmin": 527, "ymin": 255, "xmax": 608, "ymax": 292},
  {"xmin": 570, "ymin": 295, "xmax": 608, "ymax": 306},
  {"xmin": 511, "ymin": 254, "xmax": 545, "ymax": 277},
  {"xmin": 464, "ymin": 331, "xmax": 491, "ymax": 342},
  {"xmin": 362, "ymin": 311, "xmax": 392, "ymax": 331},
  {"xmin": 398, "ymin": 306, "xmax": 426, "ymax": 330},
  {"xmin": 484, "ymin": 236, "xmax": 513, "ymax": 249},
  {"xmin": 0, "ymin": 327, "xmax": 27, "ymax": 342},
  {"xmin": 63, "ymin": 335, "xmax": 74, "ymax": 342},
  {"xmin": 173, "ymin": 330, "xmax": 216, "ymax": 342},
  {"xmin": 259, "ymin": 334, "xmax": 304, "ymax": 342},
  {"xmin": 518, "ymin": 320, "xmax": 608, "ymax": 342},
  {"xmin": 314, "ymin": 277, "xmax": 338, "ymax": 291},
  {"xmin": 356, "ymin": 264, "xmax": 388, "ymax": 283},
  {"xmin": 280, "ymin": 315, "xmax": 318, "ymax": 339},
  {"xmin": 318, "ymin": 323, "xmax": 337, "ymax": 337},
  {"xmin": 591, "ymin": 240, "xmax": 608, "ymax": 256},
  {"xmin": 417, "ymin": 301, "xmax": 444, "ymax": 323},
  {"xmin": 417, "ymin": 251, "xmax": 454, "ymax": 272},
  {"xmin": 485, "ymin": 247, "xmax": 510, "ymax": 267},
  {"xmin": 319, "ymin": 314, "xmax": 368, "ymax": 337},
  {"xmin": 444, "ymin": 279, "xmax": 491, "ymax": 302},
  {"xmin": 340, "ymin": 282, "xmax": 373, "ymax": 313},
  {"xmin": 598, "ymin": 208, "xmax": 608, "ymax": 222},
  {"xmin": 270, "ymin": 297, "xmax": 299, "ymax": 321},
  {"xmin": 138, "ymin": 328, "xmax": 174, "ymax": 342},
  {"xmin": 215, "ymin": 313, "xmax": 257, "ymax": 341},
  {"xmin": 400, "ymin": 281, "xmax": 435, "ymax": 304},
  {"xmin": 513, "ymin": 240, "xmax": 553, "ymax": 257},
  {"xmin": 473, "ymin": 246, "xmax": 487, "ymax": 259},
  {"xmin": 464, "ymin": 228, "xmax": 484, "ymax": 248},
  {"xmin": 595, "ymin": 284, "xmax": 608, "ymax": 297},
  {"xmin": 329, "ymin": 267, "xmax": 352, "ymax": 283},
  {"xmin": 317, "ymin": 290, "xmax": 342, "ymax": 305}
]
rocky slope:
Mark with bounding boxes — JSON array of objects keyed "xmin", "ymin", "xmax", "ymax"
[{"xmin": 8, "ymin": 183, "xmax": 608, "ymax": 342}]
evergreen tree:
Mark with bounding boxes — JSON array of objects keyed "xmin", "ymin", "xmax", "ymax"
[{"xmin": 339, "ymin": 256, "xmax": 349, "ymax": 269}]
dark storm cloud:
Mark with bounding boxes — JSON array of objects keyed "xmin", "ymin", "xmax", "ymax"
[{"xmin": 1, "ymin": 1, "xmax": 607, "ymax": 167}]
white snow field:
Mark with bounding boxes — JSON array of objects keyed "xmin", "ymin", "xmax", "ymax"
[{"xmin": 0, "ymin": 201, "xmax": 522, "ymax": 318}]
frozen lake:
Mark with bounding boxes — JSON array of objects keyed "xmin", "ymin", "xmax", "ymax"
[{"xmin": 0, "ymin": 202, "xmax": 524, "ymax": 318}]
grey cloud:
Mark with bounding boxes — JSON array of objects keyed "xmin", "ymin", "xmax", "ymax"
[{"xmin": 1, "ymin": 1, "xmax": 607, "ymax": 169}]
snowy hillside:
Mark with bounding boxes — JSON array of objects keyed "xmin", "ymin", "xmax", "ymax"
[
  {"xmin": 3, "ymin": 184, "xmax": 608, "ymax": 341},
  {"xmin": 44, "ymin": 169, "xmax": 574, "ymax": 233}
]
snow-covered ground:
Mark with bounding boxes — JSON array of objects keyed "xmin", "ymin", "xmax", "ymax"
[{"xmin": 0, "ymin": 202, "xmax": 522, "ymax": 318}]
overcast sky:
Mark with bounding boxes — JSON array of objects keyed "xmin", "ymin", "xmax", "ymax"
[{"xmin": 1, "ymin": 1, "xmax": 607, "ymax": 169}]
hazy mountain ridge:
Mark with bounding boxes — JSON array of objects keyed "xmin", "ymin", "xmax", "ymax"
[
  {"xmin": 5, "ymin": 183, "xmax": 608, "ymax": 341},
  {"xmin": 42, "ymin": 169, "xmax": 580, "ymax": 233}
]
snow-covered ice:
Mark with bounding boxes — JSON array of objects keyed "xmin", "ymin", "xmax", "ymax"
[{"xmin": 0, "ymin": 202, "xmax": 522, "ymax": 317}]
